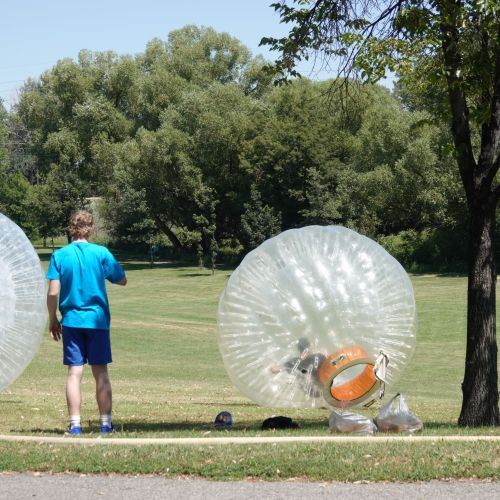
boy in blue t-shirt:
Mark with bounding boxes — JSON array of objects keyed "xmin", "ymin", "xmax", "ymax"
[{"xmin": 46, "ymin": 210, "xmax": 127, "ymax": 434}]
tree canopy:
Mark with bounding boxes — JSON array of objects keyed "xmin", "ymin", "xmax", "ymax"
[{"xmin": 3, "ymin": 25, "xmax": 466, "ymax": 262}]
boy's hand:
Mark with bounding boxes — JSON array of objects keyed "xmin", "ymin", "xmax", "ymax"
[
  {"xmin": 49, "ymin": 318, "xmax": 62, "ymax": 341},
  {"xmin": 47, "ymin": 279, "xmax": 61, "ymax": 341}
]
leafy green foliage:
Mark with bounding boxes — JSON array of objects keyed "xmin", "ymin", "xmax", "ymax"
[
  {"xmin": 2, "ymin": 23, "xmax": 472, "ymax": 272},
  {"xmin": 30, "ymin": 165, "xmax": 88, "ymax": 243},
  {"xmin": 240, "ymin": 187, "xmax": 282, "ymax": 251},
  {"xmin": 0, "ymin": 100, "xmax": 7, "ymax": 166},
  {"xmin": 0, "ymin": 168, "xmax": 36, "ymax": 237}
]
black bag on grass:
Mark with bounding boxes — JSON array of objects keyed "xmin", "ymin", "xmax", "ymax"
[{"xmin": 262, "ymin": 416, "xmax": 299, "ymax": 430}]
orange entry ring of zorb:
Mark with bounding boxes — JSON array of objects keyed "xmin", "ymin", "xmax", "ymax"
[{"xmin": 319, "ymin": 346, "xmax": 379, "ymax": 408}]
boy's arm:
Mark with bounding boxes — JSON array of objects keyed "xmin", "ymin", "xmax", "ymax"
[
  {"xmin": 47, "ymin": 279, "xmax": 62, "ymax": 341},
  {"xmin": 103, "ymin": 249, "xmax": 127, "ymax": 285}
]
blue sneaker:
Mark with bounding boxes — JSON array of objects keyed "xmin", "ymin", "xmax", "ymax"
[
  {"xmin": 100, "ymin": 424, "xmax": 115, "ymax": 434},
  {"xmin": 67, "ymin": 426, "xmax": 82, "ymax": 435}
]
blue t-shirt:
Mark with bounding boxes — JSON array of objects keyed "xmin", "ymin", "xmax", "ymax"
[{"xmin": 46, "ymin": 242, "xmax": 125, "ymax": 329}]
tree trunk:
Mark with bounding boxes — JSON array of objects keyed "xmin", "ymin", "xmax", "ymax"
[
  {"xmin": 153, "ymin": 216, "xmax": 184, "ymax": 252},
  {"xmin": 459, "ymin": 204, "xmax": 500, "ymax": 426}
]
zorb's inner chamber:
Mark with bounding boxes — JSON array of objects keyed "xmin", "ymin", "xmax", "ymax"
[
  {"xmin": 217, "ymin": 226, "xmax": 416, "ymax": 408},
  {"xmin": 0, "ymin": 213, "xmax": 47, "ymax": 392}
]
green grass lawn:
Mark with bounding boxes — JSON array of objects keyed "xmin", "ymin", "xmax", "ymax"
[{"xmin": 0, "ymin": 250, "xmax": 499, "ymax": 480}]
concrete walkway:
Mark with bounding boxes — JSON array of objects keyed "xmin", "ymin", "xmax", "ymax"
[{"xmin": 0, "ymin": 473, "xmax": 499, "ymax": 500}]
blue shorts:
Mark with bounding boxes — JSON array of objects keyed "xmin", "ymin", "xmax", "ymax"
[{"xmin": 62, "ymin": 326, "xmax": 112, "ymax": 366}]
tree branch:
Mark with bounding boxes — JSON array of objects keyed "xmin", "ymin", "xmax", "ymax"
[
  {"xmin": 493, "ymin": 153, "xmax": 500, "ymax": 202},
  {"xmin": 480, "ymin": 21, "xmax": 500, "ymax": 190},
  {"xmin": 438, "ymin": 0, "xmax": 476, "ymax": 204},
  {"xmin": 153, "ymin": 214, "xmax": 183, "ymax": 250}
]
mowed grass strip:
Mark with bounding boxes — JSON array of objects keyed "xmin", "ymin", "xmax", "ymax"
[
  {"xmin": 0, "ymin": 252, "xmax": 499, "ymax": 479},
  {"xmin": 0, "ymin": 441, "xmax": 499, "ymax": 481}
]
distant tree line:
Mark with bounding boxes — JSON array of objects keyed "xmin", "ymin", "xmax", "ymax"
[{"xmin": 0, "ymin": 25, "xmax": 477, "ymax": 270}]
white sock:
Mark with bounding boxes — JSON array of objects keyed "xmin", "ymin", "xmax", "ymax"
[
  {"xmin": 69, "ymin": 415, "xmax": 81, "ymax": 429},
  {"xmin": 100, "ymin": 414, "xmax": 112, "ymax": 427}
]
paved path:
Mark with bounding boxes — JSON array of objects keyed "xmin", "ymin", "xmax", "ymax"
[{"xmin": 0, "ymin": 473, "xmax": 499, "ymax": 499}]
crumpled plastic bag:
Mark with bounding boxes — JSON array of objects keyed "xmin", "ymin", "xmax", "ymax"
[
  {"xmin": 329, "ymin": 410, "xmax": 377, "ymax": 435},
  {"xmin": 375, "ymin": 393, "xmax": 423, "ymax": 433}
]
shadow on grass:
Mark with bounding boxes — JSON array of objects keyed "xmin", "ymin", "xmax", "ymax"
[
  {"xmin": 20, "ymin": 418, "xmax": 330, "ymax": 435},
  {"xmin": 121, "ymin": 264, "xmax": 234, "ymax": 278},
  {"xmin": 116, "ymin": 420, "xmax": 459, "ymax": 433},
  {"xmin": 21, "ymin": 422, "xmax": 215, "ymax": 435},
  {"xmin": 21, "ymin": 419, "xmax": 476, "ymax": 436},
  {"xmin": 120, "ymin": 261, "xmax": 234, "ymax": 273},
  {"xmin": 121, "ymin": 261, "xmax": 182, "ymax": 272},
  {"xmin": 115, "ymin": 421, "xmax": 218, "ymax": 433},
  {"xmin": 409, "ymin": 271, "xmax": 466, "ymax": 278},
  {"xmin": 192, "ymin": 401, "xmax": 258, "ymax": 408},
  {"xmin": 421, "ymin": 421, "xmax": 459, "ymax": 430},
  {"xmin": 36, "ymin": 247, "xmax": 236, "ymax": 274},
  {"xmin": 37, "ymin": 252, "xmax": 54, "ymax": 263},
  {"xmin": 19, "ymin": 428, "xmax": 67, "ymax": 436},
  {"xmin": 117, "ymin": 418, "xmax": 330, "ymax": 433},
  {"xmin": 180, "ymin": 273, "xmax": 217, "ymax": 278}
]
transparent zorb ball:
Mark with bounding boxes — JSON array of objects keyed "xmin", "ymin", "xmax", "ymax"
[
  {"xmin": 217, "ymin": 226, "xmax": 416, "ymax": 408},
  {"xmin": 0, "ymin": 213, "xmax": 47, "ymax": 392}
]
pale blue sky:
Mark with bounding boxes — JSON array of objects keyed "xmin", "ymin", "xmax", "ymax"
[
  {"xmin": 0, "ymin": 0, "xmax": 299, "ymax": 107},
  {"xmin": 0, "ymin": 1, "xmax": 392, "ymax": 108}
]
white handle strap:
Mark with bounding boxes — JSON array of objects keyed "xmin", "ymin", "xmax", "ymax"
[{"xmin": 374, "ymin": 351, "xmax": 389, "ymax": 399}]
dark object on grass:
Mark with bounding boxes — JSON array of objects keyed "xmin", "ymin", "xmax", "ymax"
[
  {"xmin": 262, "ymin": 416, "xmax": 299, "ymax": 430},
  {"xmin": 214, "ymin": 411, "xmax": 233, "ymax": 428}
]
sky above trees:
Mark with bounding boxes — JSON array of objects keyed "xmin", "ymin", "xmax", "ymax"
[
  {"xmin": 0, "ymin": 0, "xmax": 394, "ymax": 108},
  {"xmin": 0, "ymin": 0, "xmax": 299, "ymax": 107}
]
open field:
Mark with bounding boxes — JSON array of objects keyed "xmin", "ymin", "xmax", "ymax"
[{"xmin": 0, "ymin": 249, "xmax": 499, "ymax": 480}]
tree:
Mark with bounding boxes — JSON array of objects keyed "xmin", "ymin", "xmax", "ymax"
[
  {"xmin": 263, "ymin": 0, "xmax": 500, "ymax": 426},
  {"xmin": 114, "ymin": 125, "xmax": 203, "ymax": 250},
  {"xmin": 0, "ymin": 99, "xmax": 7, "ymax": 169},
  {"xmin": 13, "ymin": 26, "xmax": 271, "ymax": 248},
  {"xmin": 165, "ymin": 25, "xmax": 252, "ymax": 85},
  {"xmin": 31, "ymin": 165, "xmax": 88, "ymax": 243},
  {"xmin": 165, "ymin": 82, "xmax": 259, "ymax": 242},
  {"xmin": 338, "ymin": 103, "xmax": 463, "ymax": 236},
  {"xmin": 0, "ymin": 100, "xmax": 37, "ymax": 236},
  {"xmin": 0, "ymin": 166, "xmax": 36, "ymax": 237},
  {"xmin": 240, "ymin": 187, "xmax": 282, "ymax": 250},
  {"xmin": 100, "ymin": 182, "xmax": 157, "ymax": 246},
  {"xmin": 241, "ymin": 79, "xmax": 351, "ymax": 229}
]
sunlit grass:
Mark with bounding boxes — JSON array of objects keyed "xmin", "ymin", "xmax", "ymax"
[{"xmin": 1, "ymin": 253, "xmax": 498, "ymax": 479}]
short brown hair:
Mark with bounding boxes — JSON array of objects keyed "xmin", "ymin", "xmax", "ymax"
[{"xmin": 69, "ymin": 210, "xmax": 94, "ymax": 240}]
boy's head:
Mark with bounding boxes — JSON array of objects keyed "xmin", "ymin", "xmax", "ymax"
[{"xmin": 69, "ymin": 210, "xmax": 94, "ymax": 240}]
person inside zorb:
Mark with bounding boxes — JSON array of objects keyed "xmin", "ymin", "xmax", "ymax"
[
  {"xmin": 271, "ymin": 337, "xmax": 326, "ymax": 399},
  {"xmin": 217, "ymin": 225, "xmax": 416, "ymax": 410}
]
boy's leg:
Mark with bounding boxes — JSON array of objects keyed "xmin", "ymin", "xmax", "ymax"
[
  {"xmin": 91, "ymin": 364, "xmax": 112, "ymax": 415},
  {"xmin": 62, "ymin": 326, "xmax": 87, "ymax": 432},
  {"xmin": 66, "ymin": 365, "xmax": 84, "ymax": 417},
  {"xmin": 87, "ymin": 329, "xmax": 113, "ymax": 430}
]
